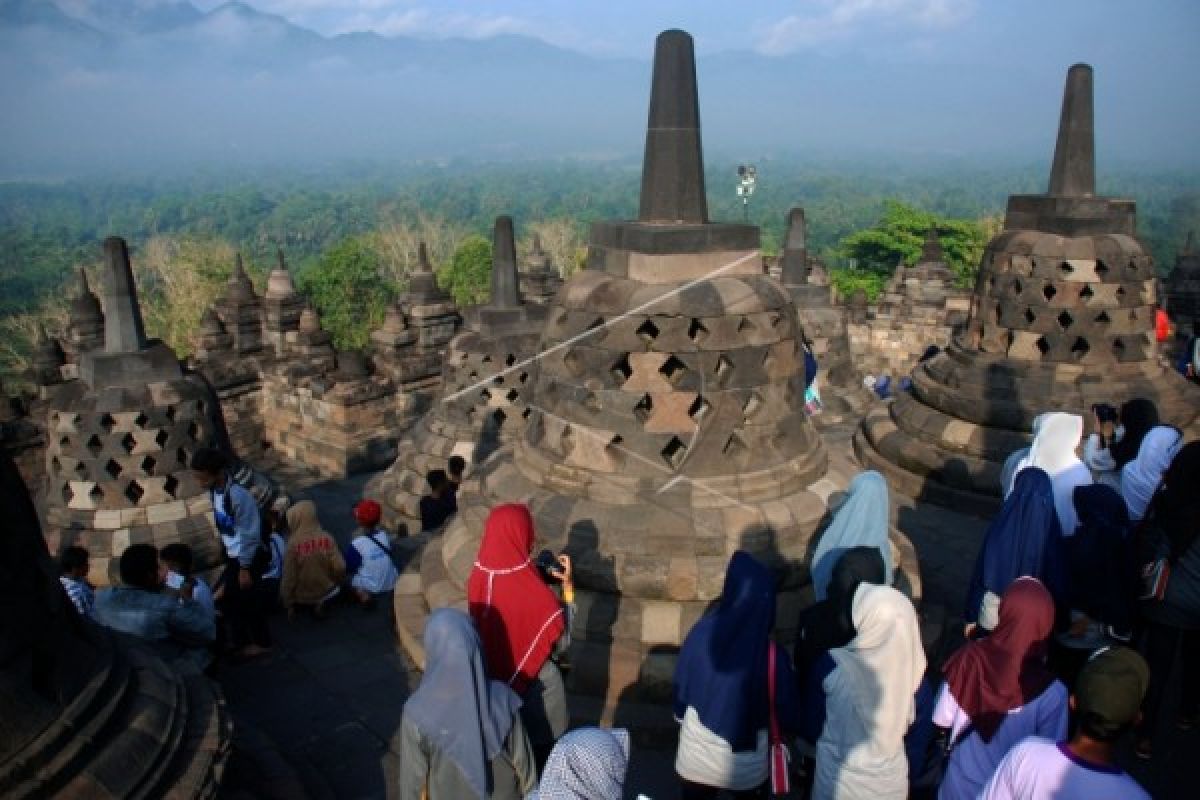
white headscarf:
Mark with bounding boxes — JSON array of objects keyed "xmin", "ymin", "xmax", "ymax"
[
  {"xmin": 1010, "ymin": 412, "xmax": 1092, "ymax": 535},
  {"xmin": 815, "ymin": 584, "xmax": 926, "ymax": 799},
  {"xmin": 1121, "ymin": 426, "xmax": 1183, "ymax": 521}
]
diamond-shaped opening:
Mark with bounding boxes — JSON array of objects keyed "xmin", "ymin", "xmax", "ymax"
[
  {"xmin": 140, "ymin": 455, "xmax": 157, "ymax": 474},
  {"xmin": 61, "ymin": 483, "xmax": 72, "ymax": 504},
  {"xmin": 468, "ymin": 370, "xmax": 479, "ymax": 380},
  {"xmin": 1059, "ymin": 261, "xmax": 1074, "ymax": 276},
  {"xmin": 505, "ymin": 353, "xmax": 516, "ymax": 367},
  {"xmin": 120, "ymin": 432, "xmax": 136, "ymax": 454},
  {"xmin": 743, "ymin": 391, "xmax": 763, "ymax": 418},
  {"xmin": 105, "ymin": 459, "xmax": 123, "ymax": 479},
  {"xmin": 134, "ymin": 412, "xmax": 148, "ymax": 428},
  {"xmin": 1042, "ymin": 284, "xmax": 1057, "ymax": 302},
  {"xmin": 521, "ymin": 408, "xmax": 532, "ymax": 419},
  {"xmin": 176, "ymin": 447, "xmax": 189, "ymax": 465},
  {"xmin": 1035, "ymin": 336, "xmax": 1050, "ymax": 356},
  {"xmin": 492, "ymin": 374, "xmax": 505, "ymax": 386},
  {"xmin": 163, "ymin": 474, "xmax": 179, "ymax": 498},
  {"xmin": 74, "ymin": 461, "xmax": 88, "ymax": 478},
  {"xmin": 723, "ymin": 433, "xmax": 748, "ymax": 460},
  {"xmin": 481, "ymin": 355, "xmax": 493, "ymax": 364},
  {"xmin": 993, "ymin": 303, "xmax": 1003, "ymax": 324},
  {"xmin": 1057, "ymin": 310, "xmax": 1074, "ymax": 330},
  {"xmin": 688, "ymin": 395, "xmax": 711, "ymax": 423},
  {"xmin": 633, "ymin": 393, "xmax": 653, "ymax": 423},
  {"xmin": 714, "ymin": 354, "xmax": 734, "ymax": 387},
  {"xmin": 661, "ymin": 436, "xmax": 687, "ymax": 469},
  {"xmin": 1023, "ymin": 308, "xmax": 1037, "ymax": 325},
  {"xmin": 98, "ymin": 413, "xmax": 115, "ymax": 433},
  {"xmin": 636, "ymin": 319, "xmax": 660, "ymax": 343},
  {"xmin": 186, "ymin": 422, "xmax": 199, "ymax": 440},
  {"xmin": 155, "ymin": 429, "xmax": 169, "ymax": 448},
  {"xmin": 493, "ymin": 408, "xmax": 507, "ymax": 425},
  {"xmin": 86, "ymin": 434, "xmax": 103, "ymax": 456},
  {"xmin": 1095, "ymin": 311, "xmax": 1111, "ymax": 325},
  {"xmin": 560, "ymin": 425, "xmax": 575, "ymax": 456},
  {"xmin": 1070, "ymin": 337, "xmax": 1090, "ymax": 360},
  {"xmin": 1095, "ymin": 260, "xmax": 1109, "ymax": 276},
  {"xmin": 1079, "ymin": 285, "xmax": 1094, "ymax": 302},
  {"xmin": 610, "ymin": 353, "xmax": 632, "ymax": 385},
  {"xmin": 51, "ymin": 455, "xmax": 61, "ymax": 472},
  {"xmin": 587, "ymin": 316, "xmax": 606, "ymax": 332},
  {"xmin": 737, "ymin": 317, "xmax": 755, "ymax": 334},
  {"xmin": 165, "ymin": 405, "xmax": 177, "ymax": 422},
  {"xmin": 124, "ymin": 480, "xmax": 144, "ymax": 505},
  {"xmin": 658, "ymin": 355, "xmax": 687, "ymax": 385},
  {"xmin": 688, "ymin": 318, "xmax": 709, "ymax": 344},
  {"xmin": 519, "ymin": 371, "xmax": 529, "ymax": 384},
  {"xmin": 59, "ymin": 435, "xmax": 70, "ymax": 448},
  {"xmin": 1013, "ymin": 278, "xmax": 1024, "ymax": 294},
  {"xmin": 479, "ymin": 388, "xmax": 492, "ymax": 402},
  {"xmin": 89, "ymin": 485, "xmax": 103, "ymax": 502},
  {"xmin": 460, "ymin": 352, "xmax": 471, "ymax": 363},
  {"xmin": 1113, "ymin": 338, "xmax": 1127, "ymax": 357},
  {"xmin": 1116, "ymin": 286, "xmax": 1126, "ymax": 300},
  {"xmin": 505, "ymin": 388, "xmax": 519, "ymax": 403}
]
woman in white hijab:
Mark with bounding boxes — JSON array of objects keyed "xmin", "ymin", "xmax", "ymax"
[
  {"xmin": 1005, "ymin": 412, "xmax": 1092, "ymax": 536},
  {"xmin": 813, "ymin": 583, "xmax": 926, "ymax": 800},
  {"xmin": 1121, "ymin": 425, "xmax": 1184, "ymax": 521}
]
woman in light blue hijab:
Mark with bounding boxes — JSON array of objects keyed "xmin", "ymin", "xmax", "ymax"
[{"xmin": 810, "ymin": 471, "xmax": 893, "ymax": 601}]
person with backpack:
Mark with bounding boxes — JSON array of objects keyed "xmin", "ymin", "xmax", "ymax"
[{"xmin": 345, "ymin": 499, "xmax": 399, "ymax": 608}]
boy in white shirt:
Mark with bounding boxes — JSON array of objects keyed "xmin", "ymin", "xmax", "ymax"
[
  {"xmin": 345, "ymin": 499, "xmax": 398, "ymax": 608},
  {"xmin": 980, "ymin": 646, "xmax": 1151, "ymax": 800},
  {"xmin": 161, "ymin": 542, "xmax": 216, "ymax": 619}
]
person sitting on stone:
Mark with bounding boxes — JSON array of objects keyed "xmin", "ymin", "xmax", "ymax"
[
  {"xmin": 808, "ymin": 583, "xmax": 925, "ymax": 800},
  {"xmin": 673, "ymin": 551, "xmax": 799, "ymax": 798},
  {"xmin": 420, "ymin": 469, "xmax": 456, "ymax": 532},
  {"xmin": 528, "ymin": 726, "xmax": 632, "ymax": 800},
  {"xmin": 398, "ymin": 608, "xmax": 536, "ymax": 800},
  {"xmin": 94, "ymin": 543, "xmax": 216, "ymax": 669},
  {"xmin": 468, "ymin": 504, "xmax": 574, "ymax": 767},
  {"xmin": 58, "ymin": 545, "xmax": 95, "ymax": 619},
  {"xmin": 161, "ymin": 542, "xmax": 216, "ymax": 619},
  {"xmin": 933, "ymin": 577, "xmax": 1067, "ymax": 800},
  {"xmin": 447, "ymin": 455, "xmax": 466, "ymax": 510},
  {"xmin": 344, "ymin": 498, "xmax": 398, "ymax": 608},
  {"xmin": 280, "ymin": 500, "xmax": 345, "ymax": 619},
  {"xmin": 965, "ymin": 468, "xmax": 1066, "ymax": 636},
  {"xmin": 258, "ymin": 496, "xmax": 289, "ymax": 610},
  {"xmin": 980, "ymin": 646, "xmax": 1151, "ymax": 800}
]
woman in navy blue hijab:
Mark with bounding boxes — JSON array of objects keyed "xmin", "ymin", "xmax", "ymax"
[
  {"xmin": 673, "ymin": 551, "xmax": 800, "ymax": 798},
  {"xmin": 964, "ymin": 467, "xmax": 1065, "ymax": 635}
]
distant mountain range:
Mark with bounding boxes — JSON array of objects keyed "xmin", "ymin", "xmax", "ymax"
[{"xmin": 0, "ymin": 0, "xmax": 1195, "ymax": 178}]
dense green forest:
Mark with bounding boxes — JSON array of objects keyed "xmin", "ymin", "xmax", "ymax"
[{"xmin": 1, "ymin": 159, "xmax": 1196, "ymax": 380}]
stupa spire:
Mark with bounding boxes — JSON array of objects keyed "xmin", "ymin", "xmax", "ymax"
[
  {"xmin": 101, "ymin": 236, "xmax": 148, "ymax": 353},
  {"xmin": 490, "ymin": 216, "xmax": 523, "ymax": 309},
  {"xmin": 1047, "ymin": 63, "xmax": 1095, "ymax": 197},
  {"xmin": 780, "ymin": 207, "xmax": 808, "ymax": 285},
  {"xmin": 638, "ymin": 29, "xmax": 707, "ymax": 224}
]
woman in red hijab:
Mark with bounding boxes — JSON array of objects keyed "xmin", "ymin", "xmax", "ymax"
[
  {"xmin": 468, "ymin": 504, "xmax": 573, "ymax": 765},
  {"xmin": 931, "ymin": 577, "xmax": 1068, "ymax": 799}
]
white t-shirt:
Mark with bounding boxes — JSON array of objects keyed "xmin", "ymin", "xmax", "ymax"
[
  {"xmin": 674, "ymin": 706, "xmax": 768, "ymax": 791},
  {"xmin": 932, "ymin": 680, "xmax": 1068, "ymax": 800},
  {"xmin": 980, "ymin": 736, "xmax": 1149, "ymax": 800},
  {"xmin": 350, "ymin": 530, "xmax": 399, "ymax": 594}
]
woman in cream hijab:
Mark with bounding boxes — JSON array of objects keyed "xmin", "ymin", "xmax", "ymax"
[
  {"xmin": 1005, "ymin": 412, "xmax": 1092, "ymax": 536},
  {"xmin": 813, "ymin": 583, "xmax": 926, "ymax": 800}
]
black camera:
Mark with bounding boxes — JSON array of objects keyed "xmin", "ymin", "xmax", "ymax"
[
  {"xmin": 536, "ymin": 549, "xmax": 562, "ymax": 582},
  {"xmin": 1092, "ymin": 403, "xmax": 1118, "ymax": 423}
]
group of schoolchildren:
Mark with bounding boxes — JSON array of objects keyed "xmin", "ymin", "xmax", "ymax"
[{"xmin": 57, "ymin": 447, "xmax": 469, "ymax": 672}]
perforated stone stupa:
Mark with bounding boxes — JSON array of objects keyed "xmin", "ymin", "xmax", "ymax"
[
  {"xmin": 855, "ymin": 64, "xmax": 1200, "ymax": 512},
  {"xmin": 394, "ymin": 30, "xmax": 919, "ymax": 724},
  {"xmin": 41, "ymin": 237, "xmax": 231, "ymax": 585},
  {"xmin": 1167, "ymin": 232, "xmax": 1200, "ymax": 335},
  {"xmin": 367, "ymin": 217, "xmax": 549, "ymax": 533},
  {"xmin": 776, "ymin": 207, "xmax": 870, "ymax": 423}
]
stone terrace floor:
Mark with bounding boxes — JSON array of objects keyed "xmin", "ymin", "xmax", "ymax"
[{"xmin": 216, "ymin": 424, "xmax": 1193, "ymax": 798}]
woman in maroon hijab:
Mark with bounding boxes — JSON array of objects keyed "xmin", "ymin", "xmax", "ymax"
[{"xmin": 931, "ymin": 577, "xmax": 1068, "ymax": 799}]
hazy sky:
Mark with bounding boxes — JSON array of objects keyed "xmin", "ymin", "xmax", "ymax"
[{"xmin": 191, "ymin": 0, "xmax": 1200, "ymax": 60}]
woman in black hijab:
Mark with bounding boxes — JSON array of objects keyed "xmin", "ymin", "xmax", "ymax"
[{"xmin": 794, "ymin": 546, "xmax": 888, "ymax": 683}]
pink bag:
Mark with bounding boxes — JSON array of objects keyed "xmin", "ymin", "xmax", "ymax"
[{"xmin": 768, "ymin": 641, "xmax": 791, "ymax": 796}]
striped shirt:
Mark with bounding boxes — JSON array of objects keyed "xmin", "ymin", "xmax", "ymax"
[{"xmin": 60, "ymin": 575, "xmax": 95, "ymax": 618}]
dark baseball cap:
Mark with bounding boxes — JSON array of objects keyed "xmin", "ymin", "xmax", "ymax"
[{"xmin": 1075, "ymin": 646, "xmax": 1150, "ymax": 735}]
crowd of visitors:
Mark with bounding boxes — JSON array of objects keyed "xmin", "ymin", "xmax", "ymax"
[{"xmin": 53, "ymin": 392, "xmax": 1197, "ymax": 798}]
